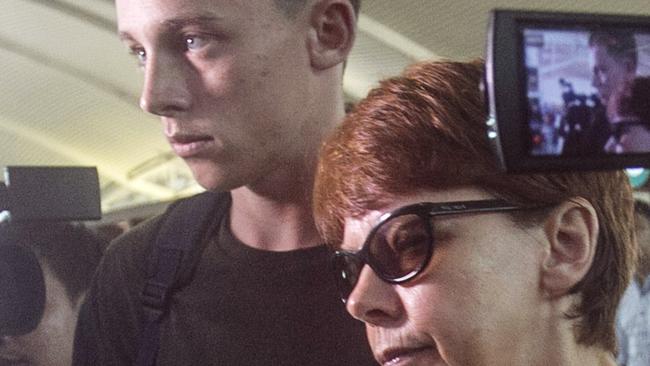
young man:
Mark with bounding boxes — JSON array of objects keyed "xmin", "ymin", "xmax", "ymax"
[
  {"xmin": 581, "ymin": 31, "xmax": 639, "ymax": 154},
  {"xmin": 313, "ymin": 60, "xmax": 636, "ymax": 365},
  {"xmin": 589, "ymin": 31, "xmax": 638, "ymax": 107},
  {"xmin": 0, "ymin": 222, "xmax": 105, "ymax": 366},
  {"xmin": 73, "ymin": 0, "xmax": 374, "ymax": 365},
  {"xmin": 603, "ymin": 77, "xmax": 650, "ymax": 154}
]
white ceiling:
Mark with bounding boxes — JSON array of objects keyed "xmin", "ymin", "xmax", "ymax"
[{"xmin": 2, "ymin": 0, "xmax": 649, "ymax": 216}]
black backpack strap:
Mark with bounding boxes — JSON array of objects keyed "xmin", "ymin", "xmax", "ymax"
[{"xmin": 135, "ymin": 191, "xmax": 231, "ymax": 366}]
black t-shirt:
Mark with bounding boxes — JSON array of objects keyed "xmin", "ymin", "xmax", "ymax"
[{"xmin": 73, "ymin": 195, "xmax": 375, "ymax": 366}]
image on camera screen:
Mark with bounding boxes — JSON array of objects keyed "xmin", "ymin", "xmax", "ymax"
[{"xmin": 524, "ymin": 27, "xmax": 650, "ymax": 157}]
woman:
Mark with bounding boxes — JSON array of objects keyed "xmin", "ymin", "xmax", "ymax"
[{"xmin": 313, "ymin": 60, "xmax": 636, "ymax": 365}]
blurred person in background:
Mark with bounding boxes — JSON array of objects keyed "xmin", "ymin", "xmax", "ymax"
[
  {"xmin": 616, "ymin": 199, "xmax": 650, "ymax": 366},
  {"xmin": 0, "ymin": 222, "xmax": 105, "ymax": 366}
]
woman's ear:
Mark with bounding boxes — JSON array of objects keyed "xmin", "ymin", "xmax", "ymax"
[
  {"xmin": 307, "ymin": 0, "xmax": 357, "ymax": 70},
  {"xmin": 540, "ymin": 198, "xmax": 599, "ymax": 298}
]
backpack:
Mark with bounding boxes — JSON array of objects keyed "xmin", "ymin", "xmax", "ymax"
[{"xmin": 135, "ymin": 191, "xmax": 231, "ymax": 366}]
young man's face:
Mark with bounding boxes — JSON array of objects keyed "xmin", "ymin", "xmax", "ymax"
[
  {"xmin": 116, "ymin": 0, "xmax": 323, "ymax": 191},
  {"xmin": 0, "ymin": 263, "xmax": 80, "ymax": 366},
  {"xmin": 590, "ymin": 44, "xmax": 635, "ymax": 105},
  {"xmin": 340, "ymin": 187, "xmax": 548, "ymax": 366}
]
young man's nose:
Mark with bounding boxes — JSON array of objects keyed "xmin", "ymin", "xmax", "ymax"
[
  {"xmin": 139, "ymin": 53, "xmax": 192, "ymax": 117},
  {"xmin": 346, "ymin": 266, "xmax": 402, "ymax": 326}
]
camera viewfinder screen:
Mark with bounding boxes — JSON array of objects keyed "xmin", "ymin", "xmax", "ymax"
[{"xmin": 523, "ymin": 27, "xmax": 650, "ymax": 156}]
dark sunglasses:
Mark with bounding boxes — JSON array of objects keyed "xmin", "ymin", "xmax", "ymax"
[{"xmin": 332, "ymin": 199, "xmax": 538, "ymax": 303}]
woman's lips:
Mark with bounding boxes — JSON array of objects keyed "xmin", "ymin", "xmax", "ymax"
[
  {"xmin": 0, "ymin": 354, "xmax": 30, "ymax": 366},
  {"xmin": 379, "ymin": 346, "xmax": 439, "ymax": 366},
  {"xmin": 167, "ymin": 134, "xmax": 214, "ymax": 158}
]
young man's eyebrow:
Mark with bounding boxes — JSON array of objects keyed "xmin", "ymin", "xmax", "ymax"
[
  {"xmin": 118, "ymin": 32, "xmax": 134, "ymax": 42},
  {"xmin": 117, "ymin": 15, "xmax": 224, "ymax": 41},
  {"xmin": 161, "ymin": 15, "xmax": 224, "ymax": 29}
]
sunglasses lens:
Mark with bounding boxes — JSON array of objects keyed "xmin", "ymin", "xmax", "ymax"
[
  {"xmin": 332, "ymin": 252, "xmax": 363, "ymax": 303},
  {"xmin": 369, "ymin": 214, "xmax": 431, "ymax": 281}
]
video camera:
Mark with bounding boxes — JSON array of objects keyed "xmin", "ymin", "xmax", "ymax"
[
  {"xmin": 485, "ymin": 9, "xmax": 650, "ymax": 172},
  {"xmin": 0, "ymin": 166, "xmax": 101, "ymax": 222},
  {"xmin": 0, "ymin": 166, "xmax": 101, "ymax": 336}
]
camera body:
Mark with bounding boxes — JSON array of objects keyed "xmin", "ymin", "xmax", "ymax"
[
  {"xmin": 485, "ymin": 9, "xmax": 650, "ymax": 172},
  {"xmin": 0, "ymin": 166, "xmax": 101, "ymax": 222}
]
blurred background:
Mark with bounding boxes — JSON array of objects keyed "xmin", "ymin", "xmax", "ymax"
[{"xmin": 1, "ymin": 0, "xmax": 649, "ymax": 227}]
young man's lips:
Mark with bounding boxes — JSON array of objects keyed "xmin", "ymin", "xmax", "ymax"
[{"xmin": 167, "ymin": 134, "xmax": 214, "ymax": 158}]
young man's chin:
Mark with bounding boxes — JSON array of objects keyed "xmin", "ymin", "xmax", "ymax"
[{"xmin": 186, "ymin": 161, "xmax": 243, "ymax": 192}]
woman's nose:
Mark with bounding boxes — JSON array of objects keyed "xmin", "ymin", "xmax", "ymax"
[{"xmin": 346, "ymin": 265, "xmax": 403, "ymax": 326}]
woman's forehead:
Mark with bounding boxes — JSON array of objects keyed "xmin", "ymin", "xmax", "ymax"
[
  {"xmin": 347, "ymin": 187, "xmax": 494, "ymax": 221},
  {"xmin": 341, "ymin": 213, "xmax": 383, "ymax": 251}
]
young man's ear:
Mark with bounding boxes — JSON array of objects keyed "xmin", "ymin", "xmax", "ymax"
[
  {"xmin": 540, "ymin": 198, "xmax": 599, "ymax": 298},
  {"xmin": 307, "ymin": 0, "xmax": 357, "ymax": 70}
]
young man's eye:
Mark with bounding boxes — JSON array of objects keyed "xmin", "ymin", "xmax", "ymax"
[
  {"xmin": 129, "ymin": 48, "xmax": 147, "ymax": 66},
  {"xmin": 184, "ymin": 35, "xmax": 208, "ymax": 51}
]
